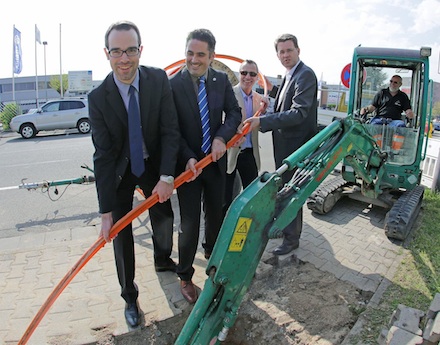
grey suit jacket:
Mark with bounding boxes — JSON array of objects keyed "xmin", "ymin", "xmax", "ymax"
[
  {"xmin": 169, "ymin": 67, "xmax": 241, "ymax": 174},
  {"xmin": 260, "ymin": 61, "xmax": 318, "ymax": 168},
  {"xmin": 227, "ymin": 85, "xmax": 262, "ymax": 174},
  {"xmin": 88, "ymin": 66, "xmax": 180, "ymax": 213}
]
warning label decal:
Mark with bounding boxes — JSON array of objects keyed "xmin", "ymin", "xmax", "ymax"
[{"xmin": 228, "ymin": 217, "xmax": 252, "ymax": 252}]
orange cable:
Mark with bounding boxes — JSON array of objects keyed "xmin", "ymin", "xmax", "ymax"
[{"xmin": 17, "ymin": 55, "xmax": 267, "ymax": 345}]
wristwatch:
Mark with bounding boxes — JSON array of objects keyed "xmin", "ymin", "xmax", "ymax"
[{"xmin": 160, "ymin": 175, "xmax": 174, "ymax": 184}]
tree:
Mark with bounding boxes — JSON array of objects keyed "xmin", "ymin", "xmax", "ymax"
[
  {"xmin": 49, "ymin": 74, "xmax": 68, "ymax": 95},
  {"xmin": 365, "ymin": 67, "xmax": 388, "ymax": 90},
  {"xmin": 0, "ymin": 103, "xmax": 21, "ymax": 130}
]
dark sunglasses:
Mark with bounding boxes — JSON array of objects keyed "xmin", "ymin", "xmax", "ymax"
[
  {"xmin": 240, "ymin": 71, "xmax": 258, "ymax": 77},
  {"xmin": 390, "ymin": 80, "xmax": 400, "ymax": 84}
]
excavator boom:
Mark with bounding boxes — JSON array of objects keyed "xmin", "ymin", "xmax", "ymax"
[{"xmin": 176, "ymin": 115, "xmax": 390, "ymax": 344}]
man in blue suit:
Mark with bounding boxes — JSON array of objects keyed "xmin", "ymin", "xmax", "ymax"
[
  {"xmin": 245, "ymin": 33, "xmax": 318, "ymax": 255},
  {"xmin": 169, "ymin": 28, "xmax": 241, "ymax": 304}
]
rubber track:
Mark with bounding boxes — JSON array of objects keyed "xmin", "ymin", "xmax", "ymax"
[
  {"xmin": 307, "ymin": 175, "xmax": 350, "ymax": 214},
  {"xmin": 384, "ymin": 185, "xmax": 425, "ymax": 240}
]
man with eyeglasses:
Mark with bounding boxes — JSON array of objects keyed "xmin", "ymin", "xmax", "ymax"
[
  {"xmin": 244, "ymin": 33, "xmax": 318, "ymax": 256},
  {"xmin": 88, "ymin": 20, "xmax": 180, "ymax": 328},
  {"xmin": 360, "ymin": 75, "xmax": 415, "ymax": 127},
  {"xmin": 224, "ymin": 60, "xmax": 268, "ymax": 214}
]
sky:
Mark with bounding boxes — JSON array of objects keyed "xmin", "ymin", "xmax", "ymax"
[{"xmin": 2, "ymin": 0, "xmax": 440, "ymax": 85}]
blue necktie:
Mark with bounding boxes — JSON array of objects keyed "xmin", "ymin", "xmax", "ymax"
[
  {"xmin": 128, "ymin": 85, "xmax": 145, "ymax": 177},
  {"xmin": 198, "ymin": 76, "xmax": 211, "ymax": 154}
]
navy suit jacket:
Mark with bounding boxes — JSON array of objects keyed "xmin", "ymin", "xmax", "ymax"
[
  {"xmin": 169, "ymin": 67, "xmax": 241, "ymax": 174},
  {"xmin": 260, "ymin": 61, "xmax": 318, "ymax": 168},
  {"xmin": 88, "ymin": 66, "xmax": 180, "ymax": 213}
]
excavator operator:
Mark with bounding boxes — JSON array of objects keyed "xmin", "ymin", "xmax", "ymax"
[{"xmin": 360, "ymin": 74, "xmax": 415, "ymax": 127}]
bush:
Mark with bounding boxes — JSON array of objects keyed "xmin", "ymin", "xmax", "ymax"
[{"xmin": 0, "ymin": 103, "xmax": 21, "ymax": 130}]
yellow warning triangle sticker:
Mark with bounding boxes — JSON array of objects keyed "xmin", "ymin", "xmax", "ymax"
[{"xmin": 228, "ymin": 217, "xmax": 252, "ymax": 252}]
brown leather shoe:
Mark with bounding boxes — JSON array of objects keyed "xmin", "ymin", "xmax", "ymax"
[{"xmin": 180, "ymin": 280, "xmax": 198, "ymax": 304}]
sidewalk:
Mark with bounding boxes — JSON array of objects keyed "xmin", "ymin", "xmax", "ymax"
[{"xmin": 0, "ymin": 182, "xmax": 407, "ymax": 345}]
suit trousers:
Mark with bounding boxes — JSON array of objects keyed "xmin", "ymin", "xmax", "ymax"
[
  {"xmin": 176, "ymin": 163, "xmax": 225, "ymax": 281},
  {"xmin": 272, "ymin": 133, "xmax": 303, "ymax": 243},
  {"xmin": 224, "ymin": 148, "xmax": 258, "ymax": 214},
  {"xmin": 112, "ymin": 159, "xmax": 174, "ymax": 303},
  {"xmin": 279, "ymin": 159, "xmax": 303, "ymax": 242}
]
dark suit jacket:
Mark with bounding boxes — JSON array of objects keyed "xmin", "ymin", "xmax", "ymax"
[
  {"xmin": 169, "ymin": 67, "xmax": 241, "ymax": 173},
  {"xmin": 88, "ymin": 66, "xmax": 180, "ymax": 213},
  {"xmin": 260, "ymin": 61, "xmax": 318, "ymax": 168}
]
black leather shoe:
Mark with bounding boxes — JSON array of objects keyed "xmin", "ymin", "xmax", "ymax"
[
  {"xmin": 154, "ymin": 258, "xmax": 177, "ymax": 272},
  {"xmin": 124, "ymin": 302, "xmax": 141, "ymax": 327},
  {"xmin": 272, "ymin": 240, "xmax": 299, "ymax": 256}
]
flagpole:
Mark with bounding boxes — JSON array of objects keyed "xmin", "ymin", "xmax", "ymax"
[
  {"xmin": 12, "ymin": 25, "xmax": 16, "ymax": 102},
  {"xmin": 59, "ymin": 23, "xmax": 63, "ymax": 98},
  {"xmin": 35, "ymin": 24, "xmax": 39, "ymax": 108}
]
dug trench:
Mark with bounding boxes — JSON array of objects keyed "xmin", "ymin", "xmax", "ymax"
[{"xmin": 90, "ymin": 256, "xmax": 373, "ymax": 345}]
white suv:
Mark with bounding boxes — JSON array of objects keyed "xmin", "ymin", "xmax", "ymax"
[{"xmin": 10, "ymin": 98, "xmax": 90, "ymax": 139}]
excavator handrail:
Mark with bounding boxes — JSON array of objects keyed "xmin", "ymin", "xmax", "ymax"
[{"xmin": 422, "ymin": 79, "xmax": 434, "ymax": 161}]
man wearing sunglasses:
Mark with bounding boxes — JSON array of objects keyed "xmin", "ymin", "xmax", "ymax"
[
  {"xmin": 360, "ymin": 75, "xmax": 415, "ymax": 127},
  {"xmin": 224, "ymin": 60, "xmax": 269, "ymax": 214},
  {"xmin": 244, "ymin": 34, "xmax": 318, "ymax": 256}
]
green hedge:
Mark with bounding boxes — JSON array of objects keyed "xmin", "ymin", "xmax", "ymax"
[{"xmin": 0, "ymin": 103, "xmax": 21, "ymax": 130}]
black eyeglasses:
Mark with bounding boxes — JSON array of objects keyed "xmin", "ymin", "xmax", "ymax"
[
  {"xmin": 108, "ymin": 47, "xmax": 140, "ymax": 58},
  {"xmin": 389, "ymin": 80, "xmax": 400, "ymax": 84},
  {"xmin": 240, "ymin": 71, "xmax": 258, "ymax": 77}
]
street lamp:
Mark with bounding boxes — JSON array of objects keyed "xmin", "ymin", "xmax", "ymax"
[{"xmin": 43, "ymin": 41, "xmax": 48, "ymax": 101}]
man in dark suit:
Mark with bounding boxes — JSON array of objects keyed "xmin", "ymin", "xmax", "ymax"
[
  {"xmin": 88, "ymin": 21, "xmax": 180, "ymax": 327},
  {"xmin": 169, "ymin": 28, "xmax": 241, "ymax": 304},
  {"xmin": 245, "ymin": 33, "xmax": 318, "ymax": 256}
]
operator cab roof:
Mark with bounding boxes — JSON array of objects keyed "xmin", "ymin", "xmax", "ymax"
[{"xmin": 354, "ymin": 46, "xmax": 431, "ymax": 70}]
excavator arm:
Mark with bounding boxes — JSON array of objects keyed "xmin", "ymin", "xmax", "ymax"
[{"xmin": 175, "ymin": 114, "xmax": 387, "ymax": 344}]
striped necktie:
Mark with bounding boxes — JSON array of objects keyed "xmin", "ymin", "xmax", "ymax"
[
  {"xmin": 198, "ymin": 76, "xmax": 211, "ymax": 154},
  {"xmin": 128, "ymin": 85, "xmax": 145, "ymax": 177}
]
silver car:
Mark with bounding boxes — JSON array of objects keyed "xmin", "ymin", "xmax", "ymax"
[{"xmin": 10, "ymin": 98, "xmax": 90, "ymax": 139}]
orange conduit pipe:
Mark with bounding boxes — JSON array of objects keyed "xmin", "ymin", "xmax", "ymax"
[{"xmin": 18, "ymin": 55, "xmax": 267, "ymax": 345}]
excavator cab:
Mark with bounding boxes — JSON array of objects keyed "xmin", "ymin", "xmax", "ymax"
[
  {"xmin": 349, "ymin": 47, "xmax": 432, "ymax": 169},
  {"xmin": 308, "ymin": 46, "xmax": 433, "ymax": 240}
]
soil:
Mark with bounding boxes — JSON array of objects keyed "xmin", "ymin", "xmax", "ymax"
[{"xmin": 92, "ymin": 258, "xmax": 372, "ymax": 345}]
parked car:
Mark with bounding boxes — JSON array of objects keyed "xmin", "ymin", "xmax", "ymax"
[
  {"xmin": 434, "ymin": 121, "xmax": 440, "ymax": 131},
  {"xmin": 10, "ymin": 98, "xmax": 90, "ymax": 139}
]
